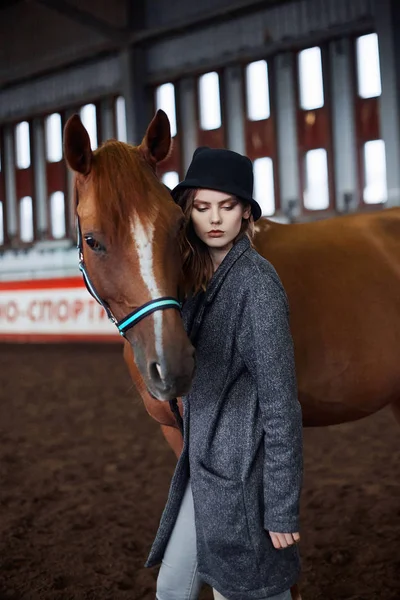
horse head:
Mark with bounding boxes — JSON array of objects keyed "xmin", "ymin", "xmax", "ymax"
[{"xmin": 63, "ymin": 110, "xmax": 195, "ymax": 401}]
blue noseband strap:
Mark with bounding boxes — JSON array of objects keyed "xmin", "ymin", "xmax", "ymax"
[{"xmin": 117, "ymin": 298, "xmax": 181, "ymax": 335}]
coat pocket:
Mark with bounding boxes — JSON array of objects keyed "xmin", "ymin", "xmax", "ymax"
[{"xmin": 193, "ymin": 463, "xmax": 262, "ymax": 592}]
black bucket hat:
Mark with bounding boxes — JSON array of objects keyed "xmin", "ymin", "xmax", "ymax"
[{"xmin": 171, "ymin": 147, "xmax": 262, "ymax": 221}]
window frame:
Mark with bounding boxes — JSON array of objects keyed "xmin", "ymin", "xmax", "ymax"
[
  {"xmin": 242, "ymin": 59, "xmax": 280, "ymax": 216},
  {"xmin": 351, "ymin": 32, "xmax": 386, "ymax": 209},
  {"xmin": 295, "ymin": 43, "xmax": 336, "ymax": 214}
]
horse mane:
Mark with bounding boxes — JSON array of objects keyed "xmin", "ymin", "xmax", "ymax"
[{"xmin": 89, "ymin": 140, "xmax": 161, "ymax": 242}]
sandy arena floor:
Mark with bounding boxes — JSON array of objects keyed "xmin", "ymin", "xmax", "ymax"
[{"xmin": 0, "ymin": 343, "xmax": 399, "ymax": 599}]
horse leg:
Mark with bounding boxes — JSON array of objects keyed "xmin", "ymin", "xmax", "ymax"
[{"xmin": 391, "ymin": 398, "xmax": 400, "ymax": 427}]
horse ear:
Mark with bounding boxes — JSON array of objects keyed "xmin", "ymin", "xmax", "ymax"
[
  {"xmin": 140, "ymin": 109, "xmax": 171, "ymax": 165},
  {"xmin": 63, "ymin": 114, "xmax": 93, "ymax": 175}
]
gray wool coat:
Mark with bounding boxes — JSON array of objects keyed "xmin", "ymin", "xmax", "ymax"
[{"xmin": 145, "ymin": 236, "xmax": 303, "ymax": 599}]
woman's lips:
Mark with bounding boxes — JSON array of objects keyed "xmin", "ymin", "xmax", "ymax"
[{"xmin": 207, "ymin": 231, "xmax": 224, "ymax": 237}]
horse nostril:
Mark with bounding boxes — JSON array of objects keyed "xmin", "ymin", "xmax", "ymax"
[{"xmin": 150, "ymin": 361, "xmax": 166, "ymax": 389}]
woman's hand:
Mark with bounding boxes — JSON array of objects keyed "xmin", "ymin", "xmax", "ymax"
[{"xmin": 269, "ymin": 532, "xmax": 300, "ymax": 549}]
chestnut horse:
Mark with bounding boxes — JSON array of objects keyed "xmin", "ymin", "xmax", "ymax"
[
  {"xmin": 63, "ymin": 110, "xmax": 195, "ymax": 403},
  {"xmin": 64, "ymin": 110, "xmax": 400, "ymax": 600}
]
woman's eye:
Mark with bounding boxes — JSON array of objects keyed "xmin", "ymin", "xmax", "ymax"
[
  {"xmin": 84, "ymin": 236, "xmax": 106, "ymax": 253},
  {"xmin": 195, "ymin": 207, "xmax": 208, "ymax": 212}
]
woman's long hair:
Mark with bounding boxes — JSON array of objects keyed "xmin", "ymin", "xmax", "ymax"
[{"xmin": 176, "ymin": 188, "xmax": 255, "ymax": 297}]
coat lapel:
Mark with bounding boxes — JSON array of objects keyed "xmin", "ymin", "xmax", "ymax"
[{"xmin": 189, "ymin": 236, "xmax": 250, "ymax": 342}]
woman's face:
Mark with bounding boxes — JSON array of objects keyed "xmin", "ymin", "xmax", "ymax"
[{"xmin": 190, "ymin": 189, "xmax": 251, "ymax": 250}]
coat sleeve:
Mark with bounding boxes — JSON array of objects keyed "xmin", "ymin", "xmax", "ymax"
[{"xmin": 237, "ymin": 272, "xmax": 303, "ymax": 533}]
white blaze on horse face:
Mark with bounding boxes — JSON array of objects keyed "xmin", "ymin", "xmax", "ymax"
[{"xmin": 131, "ymin": 216, "xmax": 164, "ymax": 364}]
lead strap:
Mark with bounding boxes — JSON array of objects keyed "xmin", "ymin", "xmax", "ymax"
[{"xmin": 169, "ymin": 397, "xmax": 184, "ymax": 435}]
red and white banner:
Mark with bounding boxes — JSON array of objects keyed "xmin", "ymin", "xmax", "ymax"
[{"xmin": 0, "ymin": 278, "xmax": 120, "ymax": 342}]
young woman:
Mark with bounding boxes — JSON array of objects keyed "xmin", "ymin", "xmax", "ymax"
[{"xmin": 146, "ymin": 147, "xmax": 303, "ymax": 600}]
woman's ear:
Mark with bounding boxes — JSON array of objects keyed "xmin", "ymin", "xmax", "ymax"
[{"xmin": 243, "ymin": 205, "xmax": 252, "ymax": 220}]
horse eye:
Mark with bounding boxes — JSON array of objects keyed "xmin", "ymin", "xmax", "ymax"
[{"xmin": 84, "ymin": 235, "xmax": 106, "ymax": 253}]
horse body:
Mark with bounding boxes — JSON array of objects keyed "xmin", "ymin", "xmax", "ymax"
[
  {"xmin": 125, "ymin": 207, "xmax": 400, "ymax": 448},
  {"xmin": 254, "ymin": 210, "xmax": 400, "ymax": 427}
]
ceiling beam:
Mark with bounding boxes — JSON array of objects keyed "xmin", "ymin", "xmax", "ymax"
[
  {"xmin": 129, "ymin": 0, "xmax": 299, "ymax": 45},
  {"xmin": 34, "ymin": 0, "xmax": 129, "ymax": 44}
]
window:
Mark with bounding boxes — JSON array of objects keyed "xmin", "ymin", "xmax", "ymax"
[
  {"xmin": 80, "ymin": 104, "xmax": 98, "ymax": 150},
  {"xmin": 363, "ymin": 140, "xmax": 387, "ymax": 203},
  {"xmin": 45, "ymin": 113, "xmax": 63, "ymax": 162},
  {"xmin": 356, "ymin": 33, "xmax": 382, "ymax": 99},
  {"xmin": 199, "ymin": 72, "xmax": 222, "ymax": 130},
  {"xmin": 20, "ymin": 196, "xmax": 34, "ymax": 242},
  {"xmin": 115, "ymin": 96, "xmax": 127, "ymax": 143},
  {"xmin": 253, "ymin": 157, "xmax": 275, "ymax": 216},
  {"xmin": 246, "ymin": 60, "xmax": 270, "ymax": 121},
  {"xmin": 161, "ymin": 171, "xmax": 180, "ymax": 190},
  {"xmin": 50, "ymin": 191, "xmax": 66, "ymax": 238},
  {"xmin": 298, "ymin": 47, "xmax": 324, "ymax": 110},
  {"xmin": 156, "ymin": 83, "xmax": 177, "ymax": 137},
  {"xmin": 304, "ymin": 149, "xmax": 329, "ymax": 210},
  {"xmin": 15, "ymin": 121, "xmax": 31, "ymax": 169}
]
